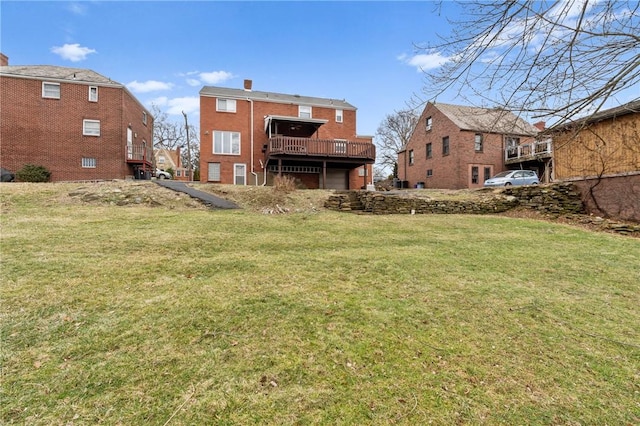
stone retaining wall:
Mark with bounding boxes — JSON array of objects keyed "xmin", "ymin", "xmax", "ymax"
[{"xmin": 325, "ymin": 183, "xmax": 585, "ymax": 216}]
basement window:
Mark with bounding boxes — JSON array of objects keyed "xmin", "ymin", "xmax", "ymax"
[{"xmin": 82, "ymin": 158, "xmax": 96, "ymax": 168}]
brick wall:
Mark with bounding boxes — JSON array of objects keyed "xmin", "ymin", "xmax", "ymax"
[
  {"xmin": 200, "ymin": 94, "xmax": 372, "ymax": 188},
  {"xmin": 1, "ymin": 75, "xmax": 152, "ymax": 181},
  {"xmin": 400, "ymin": 104, "xmax": 534, "ymax": 189}
]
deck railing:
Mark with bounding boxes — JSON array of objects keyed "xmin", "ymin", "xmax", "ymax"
[
  {"xmin": 126, "ymin": 143, "xmax": 154, "ymax": 164},
  {"xmin": 506, "ymin": 139, "xmax": 552, "ymax": 162},
  {"xmin": 268, "ymin": 136, "xmax": 375, "ymax": 161}
]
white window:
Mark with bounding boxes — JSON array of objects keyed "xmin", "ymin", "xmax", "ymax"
[
  {"xmin": 358, "ymin": 167, "xmax": 369, "ymax": 176},
  {"xmin": 213, "ymin": 131, "xmax": 240, "ymax": 155},
  {"xmin": 89, "ymin": 86, "xmax": 98, "ymax": 102},
  {"xmin": 82, "ymin": 158, "xmax": 96, "ymax": 168},
  {"xmin": 217, "ymin": 98, "xmax": 237, "ymax": 112},
  {"xmin": 83, "ymin": 119, "xmax": 101, "ymax": 136},
  {"xmin": 208, "ymin": 163, "xmax": 221, "ymax": 181},
  {"xmin": 234, "ymin": 164, "xmax": 246, "ymax": 185},
  {"xmin": 158, "ymin": 155, "xmax": 165, "ymax": 165},
  {"xmin": 426, "ymin": 116, "xmax": 432, "ymax": 131},
  {"xmin": 299, "ymin": 105, "xmax": 312, "ymax": 118},
  {"xmin": 142, "ymin": 111, "xmax": 148, "ymax": 125},
  {"xmin": 42, "ymin": 82, "xmax": 60, "ymax": 99},
  {"xmin": 336, "ymin": 109, "xmax": 343, "ymax": 123}
]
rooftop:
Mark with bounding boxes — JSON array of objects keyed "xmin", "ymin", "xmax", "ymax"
[
  {"xmin": 0, "ymin": 65, "xmax": 119, "ymax": 85},
  {"xmin": 433, "ymin": 102, "xmax": 540, "ymax": 136},
  {"xmin": 200, "ymin": 85, "xmax": 357, "ymax": 110}
]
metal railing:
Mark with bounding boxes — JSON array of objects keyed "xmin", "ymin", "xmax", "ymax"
[{"xmin": 506, "ymin": 139, "xmax": 552, "ymax": 161}]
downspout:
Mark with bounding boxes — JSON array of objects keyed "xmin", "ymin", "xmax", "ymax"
[{"xmin": 248, "ymin": 98, "xmax": 258, "ymax": 185}]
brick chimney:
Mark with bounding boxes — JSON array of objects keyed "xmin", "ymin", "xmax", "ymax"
[
  {"xmin": 533, "ymin": 121, "xmax": 546, "ymax": 131},
  {"xmin": 175, "ymin": 146, "xmax": 181, "ymax": 168},
  {"xmin": 0, "ymin": 53, "xmax": 8, "ymax": 66},
  {"xmin": 244, "ymin": 79, "xmax": 252, "ymax": 91}
]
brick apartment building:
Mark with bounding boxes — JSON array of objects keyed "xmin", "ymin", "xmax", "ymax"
[
  {"xmin": 200, "ymin": 80, "xmax": 375, "ymax": 189},
  {"xmin": 398, "ymin": 102, "xmax": 540, "ymax": 189},
  {"xmin": 0, "ymin": 53, "xmax": 154, "ymax": 181}
]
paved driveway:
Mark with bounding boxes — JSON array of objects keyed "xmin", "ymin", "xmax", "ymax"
[{"xmin": 155, "ymin": 180, "xmax": 239, "ymax": 209}]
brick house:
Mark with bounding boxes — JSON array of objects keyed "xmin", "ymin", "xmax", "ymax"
[
  {"xmin": 154, "ymin": 146, "xmax": 191, "ymax": 181},
  {"xmin": 398, "ymin": 102, "xmax": 539, "ymax": 189},
  {"xmin": 199, "ymin": 80, "xmax": 375, "ymax": 189},
  {"xmin": 0, "ymin": 55, "xmax": 153, "ymax": 181},
  {"xmin": 551, "ymin": 100, "xmax": 640, "ymax": 221}
]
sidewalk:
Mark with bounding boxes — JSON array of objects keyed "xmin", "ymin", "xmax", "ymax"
[{"xmin": 154, "ymin": 180, "xmax": 239, "ymax": 209}]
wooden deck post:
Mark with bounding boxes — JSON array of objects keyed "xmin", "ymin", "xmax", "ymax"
[{"xmin": 322, "ymin": 161, "xmax": 327, "ymax": 189}]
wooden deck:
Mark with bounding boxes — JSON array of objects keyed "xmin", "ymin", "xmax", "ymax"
[
  {"xmin": 505, "ymin": 140, "xmax": 552, "ymax": 164},
  {"xmin": 267, "ymin": 136, "xmax": 375, "ymax": 162}
]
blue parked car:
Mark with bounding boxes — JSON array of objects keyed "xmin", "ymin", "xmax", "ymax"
[{"xmin": 484, "ymin": 170, "xmax": 539, "ymax": 187}]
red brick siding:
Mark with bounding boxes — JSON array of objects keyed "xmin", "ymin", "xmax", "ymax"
[
  {"xmin": 1, "ymin": 75, "xmax": 152, "ymax": 181},
  {"xmin": 400, "ymin": 103, "xmax": 533, "ymax": 189},
  {"xmin": 199, "ymin": 94, "xmax": 372, "ymax": 188}
]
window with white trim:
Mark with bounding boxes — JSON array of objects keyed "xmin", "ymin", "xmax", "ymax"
[
  {"xmin": 83, "ymin": 120, "xmax": 101, "ymax": 136},
  {"xmin": 474, "ymin": 133, "xmax": 483, "ymax": 152},
  {"xmin": 142, "ymin": 111, "xmax": 148, "ymax": 125},
  {"xmin": 208, "ymin": 162, "xmax": 221, "ymax": 181},
  {"xmin": 358, "ymin": 167, "xmax": 369, "ymax": 176},
  {"xmin": 82, "ymin": 157, "xmax": 97, "ymax": 168},
  {"xmin": 299, "ymin": 105, "xmax": 312, "ymax": 118},
  {"xmin": 213, "ymin": 131, "xmax": 240, "ymax": 155},
  {"xmin": 336, "ymin": 109, "xmax": 343, "ymax": 123},
  {"xmin": 217, "ymin": 98, "xmax": 237, "ymax": 112},
  {"xmin": 426, "ymin": 116, "xmax": 432, "ymax": 131},
  {"xmin": 89, "ymin": 86, "xmax": 98, "ymax": 102},
  {"xmin": 234, "ymin": 163, "xmax": 246, "ymax": 185},
  {"xmin": 42, "ymin": 82, "xmax": 60, "ymax": 99},
  {"xmin": 409, "ymin": 149, "xmax": 415, "ymax": 165}
]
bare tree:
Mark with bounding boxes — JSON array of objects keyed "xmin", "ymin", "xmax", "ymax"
[
  {"xmin": 375, "ymin": 109, "xmax": 420, "ymax": 173},
  {"xmin": 151, "ymin": 104, "xmax": 200, "ymax": 174},
  {"xmin": 420, "ymin": 0, "xmax": 640, "ymax": 124}
]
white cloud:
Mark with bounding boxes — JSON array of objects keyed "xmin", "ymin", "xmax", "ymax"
[
  {"xmin": 400, "ymin": 52, "xmax": 450, "ymax": 72},
  {"xmin": 186, "ymin": 78, "xmax": 201, "ymax": 87},
  {"xmin": 198, "ymin": 71, "xmax": 234, "ymax": 84},
  {"xmin": 148, "ymin": 96, "xmax": 169, "ymax": 107},
  {"xmin": 50, "ymin": 43, "xmax": 96, "ymax": 62},
  {"xmin": 67, "ymin": 2, "xmax": 87, "ymax": 15},
  {"xmin": 164, "ymin": 97, "xmax": 200, "ymax": 116},
  {"xmin": 127, "ymin": 80, "xmax": 174, "ymax": 93}
]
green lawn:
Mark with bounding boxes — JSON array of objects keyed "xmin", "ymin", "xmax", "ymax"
[{"xmin": 1, "ymin": 184, "xmax": 639, "ymax": 425}]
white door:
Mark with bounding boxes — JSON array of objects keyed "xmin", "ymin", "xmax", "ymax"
[{"xmin": 234, "ymin": 164, "xmax": 246, "ymax": 185}]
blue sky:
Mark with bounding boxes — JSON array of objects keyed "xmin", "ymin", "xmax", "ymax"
[{"xmin": 1, "ymin": 1, "xmax": 461, "ymax": 136}]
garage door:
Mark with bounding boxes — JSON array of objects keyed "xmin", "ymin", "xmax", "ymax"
[{"xmin": 325, "ymin": 169, "xmax": 348, "ymax": 190}]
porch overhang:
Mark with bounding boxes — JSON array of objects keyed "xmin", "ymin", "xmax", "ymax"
[{"xmin": 264, "ymin": 115, "xmax": 328, "ymax": 138}]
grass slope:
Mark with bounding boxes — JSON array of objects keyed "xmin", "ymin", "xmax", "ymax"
[{"xmin": 1, "ymin": 183, "xmax": 639, "ymax": 425}]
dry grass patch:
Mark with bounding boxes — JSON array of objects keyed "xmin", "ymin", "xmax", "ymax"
[{"xmin": 1, "ymin": 183, "xmax": 639, "ymax": 425}]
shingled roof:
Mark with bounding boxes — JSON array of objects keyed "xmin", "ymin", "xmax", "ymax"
[
  {"xmin": 200, "ymin": 85, "xmax": 357, "ymax": 110},
  {"xmin": 0, "ymin": 65, "xmax": 119, "ymax": 86},
  {"xmin": 434, "ymin": 102, "xmax": 539, "ymax": 136}
]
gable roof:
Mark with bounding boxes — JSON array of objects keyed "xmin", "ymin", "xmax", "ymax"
[
  {"xmin": 433, "ymin": 102, "xmax": 539, "ymax": 136},
  {"xmin": 0, "ymin": 65, "xmax": 120, "ymax": 86},
  {"xmin": 200, "ymin": 85, "xmax": 357, "ymax": 110},
  {"xmin": 560, "ymin": 99, "xmax": 640, "ymax": 127}
]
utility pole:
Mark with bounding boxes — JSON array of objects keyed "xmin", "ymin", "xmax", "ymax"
[{"xmin": 182, "ymin": 111, "xmax": 193, "ymax": 182}]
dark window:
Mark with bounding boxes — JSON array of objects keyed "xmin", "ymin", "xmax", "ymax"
[
  {"xmin": 471, "ymin": 166, "xmax": 479, "ymax": 184},
  {"xmin": 484, "ymin": 167, "xmax": 491, "ymax": 181},
  {"xmin": 426, "ymin": 143, "xmax": 432, "ymax": 158},
  {"xmin": 442, "ymin": 136, "xmax": 449, "ymax": 156},
  {"xmin": 426, "ymin": 116, "xmax": 432, "ymax": 131},
  {"xmin": 409, "ymin": 149, "xmax": 415, "ymax": 165},
  {"xmin": 427, "ymin": 169, "xmax": 433, "ymax": 177},
  {"xmin": 475, "ymin": 133, "xmax": 483, "ymax": 151}
]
